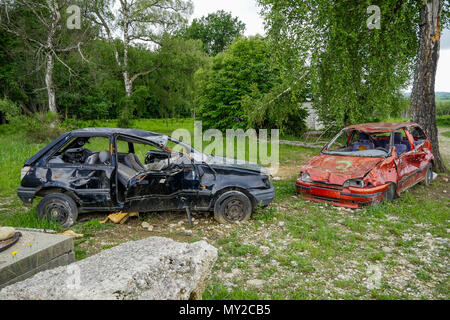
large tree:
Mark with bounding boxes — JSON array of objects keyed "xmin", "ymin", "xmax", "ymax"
[
  {"xmin": 410, "ymin": 0, "xmax": 449, "ymax": 172},
  {"xmin": 0, "ymin": 0, "xmax": 91, "ymax": 114},
  {"xmin": 258, "ymin": 0, "xmax": 420, "ymax": 131},
  {"xmin": 88, "ymin": 0, "xmax": 192, "ymax": 118},
  {"xmin": 182, "ymin": 10, "xmax": 246, "ymax": 56}
]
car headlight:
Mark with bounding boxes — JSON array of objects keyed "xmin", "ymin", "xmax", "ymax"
[
  {"xmin": 343, "ymin": 178, "xmax": 365, "ymax": 188},
  {"xmin": 21, "ymin": 166, "xmax": 31, "ymax": 181},
  {"xmin": 301, "ymin": 172, "xmax": 312, "ymax": 182}
]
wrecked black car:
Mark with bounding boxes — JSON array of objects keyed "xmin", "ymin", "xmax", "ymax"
[{"xmin": 18, "ymin": 128, "xmax": 275, "ymax": 227}]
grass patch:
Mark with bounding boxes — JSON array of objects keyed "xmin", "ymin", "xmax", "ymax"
[
  {"xmin": 203, "ymin": 283, "xmax": 261, "ymax": 300},
  {"xmin": 0, "ymin": 206, "xmax": 62, "ymax": 232}
]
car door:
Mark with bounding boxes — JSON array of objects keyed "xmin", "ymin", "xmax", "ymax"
[
  {"xmin": 406, "ymin": 125, "xmax": 431, "ymax": 183},
  {"xmin": 116, "ymin": 136, "xmax": 192, "ymax": 212},
  {"xmin": 392, "ymin": 129, "xmax": 419, "ymax": 192}
]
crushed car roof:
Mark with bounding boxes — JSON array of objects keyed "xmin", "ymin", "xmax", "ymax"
[
  {"xmin": 344, "ymin": 122, "xmax": 418, "ymax": 133},
  {"xmin": 71, "ymin": 127, "xmax": 168, "ymax": 145}
]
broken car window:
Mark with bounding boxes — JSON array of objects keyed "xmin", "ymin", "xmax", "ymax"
[
  {"xmin": 47, "ymin": 136, "xmax": 111, "ymax": 166},
  {"xmin": 324, "ymin": 129, "xmax": 388, "ymax": 157}
]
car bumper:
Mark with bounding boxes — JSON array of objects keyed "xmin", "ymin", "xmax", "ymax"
[
  {"xmin": 17, "ymin": 186, "xmax": 39, "ymax": 205},
  {"xmin": 249, "ymin": 183, "xmax": 276, "ymax": 207},
  {"xmin": 295, "ymin": 179, "xmax": 389, "ymax": 208}
]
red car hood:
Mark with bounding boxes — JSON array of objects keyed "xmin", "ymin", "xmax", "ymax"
[{"xmin": 302, "ymin": 153, "xmax": 384, "ymax": 185}]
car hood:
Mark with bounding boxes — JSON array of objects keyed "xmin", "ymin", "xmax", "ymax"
[
  {"xmin": 192, "ymin": 153, "xmax": 269, "ymax": 175},
  {"xmin": 302, "ymin": 153, "xmax": 383, "ymax": 185}
]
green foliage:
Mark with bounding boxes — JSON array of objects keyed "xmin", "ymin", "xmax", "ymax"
[
  {"xmin": 197, "ymin": 36, "xmax": 306, "ymax": 133},
  {"xmin": 0, "ymin": 1, "xmax": 205, "ymax": 121},
  {"xmin": 436, "ymin": 115, "xmax": 450, "ymax": 128},
  {"xmin": 0, "ymin": 97, "xmax": 21, "ymax": 121},
  {"xmin": 181, "ymin": 10, "xmax": 246, "ymax": 55},
  {"xmin": 436, "ymin": 100, "xmax": 450, "ymax": 116},
  {"xmin": 9, "ymin": 112, "xmax": 63, "ymax": 142},
  {"xmin": 259, "ymin": 0, "xmax": 421, "ymax": 132}
]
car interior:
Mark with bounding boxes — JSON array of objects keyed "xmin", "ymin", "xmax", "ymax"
[
  {"xmin": 326, "ymin": 129, "xmax": 415, "ymax": 157},
  {"xmin": 47, "ymin": 136, "xmax": 191, "ymax": 188},
  {"xmin": 348, "ymin": 130, "xmax": 412, "ymax": 155},
  {"xmin": 115, "ymin": 137, "xmax": 193, "ymax": 187}
]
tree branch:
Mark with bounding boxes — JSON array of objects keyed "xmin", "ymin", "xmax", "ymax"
[{"xmin": 130, "ymin": 65, "xmax": 161, "ymax": 83}]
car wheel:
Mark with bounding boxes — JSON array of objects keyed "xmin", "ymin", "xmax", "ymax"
[
  {"xmin": 422, "ymin": 163, "xmax": 433, "ymax": 185},
  {"xmin": 383, "ymin": 183, "xmax": 396, "ymax": 202},
  {"xmin": 214, "ymin": 191, "xmax": 252, "ymax": 224},
  {"xmin": 37, "ymin": 193, "xmax": 78, "ymax": 228}
]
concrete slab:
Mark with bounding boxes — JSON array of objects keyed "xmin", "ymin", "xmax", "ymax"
[{"xmin": 0, "ymin": 230, "xmax": 74, "ymax": 289}]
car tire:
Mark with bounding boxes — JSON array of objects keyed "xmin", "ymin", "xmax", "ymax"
[
  {"xmin": 214, "ymin": 191, "xmax": 252, "ymax": 224},
  {"xmin": 421, "ymin": 163, "xmax": 433, "ymax": 186},
  {"xmin": 383, "ymin": 183, "xmax": 396, "ymax": 202},
  {"xmin": 37, "ymin": 193, "xmax": 78, "ymax": 228}
]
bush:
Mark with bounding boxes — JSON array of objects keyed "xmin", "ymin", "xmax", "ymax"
[
  {"xmin": 436, "ymin": 115, "xmax": 450, "ymax": 128},
  {"xmin": 9, "ymin": 112, "xmax": 64, "ymax": 142},
  {"xmin": 436, "ymin": 101, "xmax": 450, "ymax": 116},
  {"xmin": 0, "ymin": 97, "xmax": 21, "ymax": 121}
]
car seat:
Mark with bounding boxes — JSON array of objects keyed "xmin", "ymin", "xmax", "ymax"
[
  {"xmin": 352, "ymin": 132, "xmax": 374, "ymax": 151},
  {"xmin": 117, "ymin": 163, "xmax": 138, "ymax": 186},
  {"xmin": 393, "ymin": 132, "xmax": 407, "ymax": 155},
  {"xmin": 124, "ymin": 153, "xmax": 145, "ymax": 172},
  {"xmin": 84, "ymin": 152, "xmax": 99, "ymax": 165}
]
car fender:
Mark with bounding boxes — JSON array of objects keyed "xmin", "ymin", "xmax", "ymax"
[{"xmin": 363, "ymin": 155, "xmax": 399, "ymax": 191}]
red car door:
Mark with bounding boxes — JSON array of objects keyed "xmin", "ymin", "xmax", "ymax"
[
  {"xmin": 407, "ymin": 126, "xmax": 431, "ymax": 183},
  {"xmin": 393, "ymin": 129, "xmax": 417, "ymax": 192}
]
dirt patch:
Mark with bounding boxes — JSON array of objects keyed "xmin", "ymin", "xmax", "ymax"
[{"xmin": 269, "ymin": 161, "xmax": 303, "ymax": 179}]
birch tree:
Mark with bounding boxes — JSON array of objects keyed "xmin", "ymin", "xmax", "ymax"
[
  {"xmin": 0, "ymin": 0, "xmax": 89, "ymax": 114},
  {"xmin": 88, "ymin": 0, "xmax": 192, "ymax": 117}
]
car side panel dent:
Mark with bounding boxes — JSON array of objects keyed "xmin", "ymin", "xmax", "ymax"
[
  {"xmin": 364, "ymin": 156, "xmax": 398, "ymax": 189},
  {"xmin": 21, "ymin": 166, "xmax": 113, "ymax": 207}
]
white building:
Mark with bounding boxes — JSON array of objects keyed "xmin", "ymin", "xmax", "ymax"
[{"xmin": 302, "ymin": 101, "xmax": 324, "ymax": 131}]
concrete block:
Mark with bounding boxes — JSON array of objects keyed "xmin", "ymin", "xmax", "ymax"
[{"xmin": 0, "ymin": 230, "xmax": 74, "ymax": 289}]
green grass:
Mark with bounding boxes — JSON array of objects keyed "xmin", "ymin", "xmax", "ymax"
[
  {"xmin": 203, "ymin": 283, "xmax": 261, "ymax": 300},
  {"xmin": 0, "ymin": 206, "xmax": 63, "ymax": 232},
  {"xmin": 204, "ymin": 174, "xmax": 449, "ymax": 299},
  {"xmin": 0, "ymin": 117, "xmax": 448, "ymax": 299}
]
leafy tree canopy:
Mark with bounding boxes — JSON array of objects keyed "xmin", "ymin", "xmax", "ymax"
[
  {"xmin": 197, "ymin": 35, "xmax": 307, "ymax": 133},
  {"xmin": 258, "ymin": 0, "xmax": 423, "ymax": 131},
  {"xmin": 182, "ymin": 10, "xmax": 246, "ymax": 55}
]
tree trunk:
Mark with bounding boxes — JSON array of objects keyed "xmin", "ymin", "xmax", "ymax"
[
  {"xmin": 45, "ymin": 51, "xmax": 57, "ymax": 113},
  {"xmin": 410, "ymin": 0, "xmax": 446, "ymax": 172},
  {"xmin": 121, "ymin": 3, "xmax": 132, "ymax": 118}
]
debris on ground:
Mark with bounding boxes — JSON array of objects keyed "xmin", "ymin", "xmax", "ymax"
[
  {"xmin": 58, "ymin": 230, "xmax": 84, "ymax": 238},
  {"xmin": 100, "ymin": 212, "xmax": 138, "ymax": 224},
  {"xmin": 0, "ymin": 227, "xmax": 16, "ymax": 241}
]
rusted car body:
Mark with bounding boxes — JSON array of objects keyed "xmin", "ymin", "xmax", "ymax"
[
  {"xmin": 18, "ymin": 128, "xmax": 275, "ymax": 227},
  {"xmin": 296, "ymin": 122, "xmax": 435, "ymax": 208}
]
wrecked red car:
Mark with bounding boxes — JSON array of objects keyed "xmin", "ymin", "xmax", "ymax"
[{"xmin": 296, "ymin": 122, "xmax": 435, "ymax": 208}]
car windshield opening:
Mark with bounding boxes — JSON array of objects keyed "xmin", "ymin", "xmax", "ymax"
[{"xmin": 323, "ymin": 129, "xmax": 390, "ymax": 157}]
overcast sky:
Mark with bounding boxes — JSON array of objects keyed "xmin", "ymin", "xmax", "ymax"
[{"xmin": 190, "ymin": 0, "xmax": 450, "ymax": 92}]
